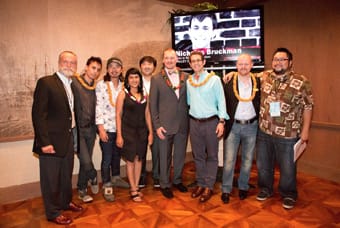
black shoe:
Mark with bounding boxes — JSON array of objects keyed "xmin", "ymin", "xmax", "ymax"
[
  {"xmin": 173, "ymin": 183, "xmax": 188, "ymax": 192},
  {"xmin": 161, "ymin": 187, "xmax": 174, "ymax": 199},
  {"xmin": 153, "ymin": 179, "xmax": 160, "ymax": 188},
  {"xmin": 282, "ymin": 197, "xmax": 296, "ymax": 209},
  {"xmin": 221, "ymin": 193, "xmax": 230, "ymax": 204},
  {"xmin": 256, "ymin": 190, "xmax": 271, "ymax": 201},
  {"xmin": 239, "ymin": 190, "xmax": 248, "ymax": 200}
]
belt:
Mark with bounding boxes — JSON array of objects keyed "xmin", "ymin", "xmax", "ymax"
[
  {"xmin": 235, "ymin": 116, "xmax": 257, "ymax": 124},
  {"xmin": 189, "ymin": 115, "xmax": 218, "ymax": 122}
]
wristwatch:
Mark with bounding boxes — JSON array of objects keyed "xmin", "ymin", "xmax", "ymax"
[{"xmin": 219, "ymin": 119, "xmax": 225, "ymax": 125}]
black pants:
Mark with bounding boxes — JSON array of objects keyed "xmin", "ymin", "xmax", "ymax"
[{"xmin": 39, "ymin": 141, "xmax": 74, "ymax": 220}]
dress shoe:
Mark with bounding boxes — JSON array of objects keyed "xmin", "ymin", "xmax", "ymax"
[
  {"xmin": 67, "ymin": 201, "xmax": 84, "ymax": 212},
  {"xmin": 191, "ymin": 186, "xmax": 204, "ymax": 198},
  {"xmin": 221, "ymin": 193, "xmax": 230, "ymax": 204},
  {"xmin": 48, "ymin": 214, "xmax": 72, "ymax": 225},
  {"xmin": 173, "ymin": 183, "xmax": 188, "ymax": 192},
  {"xmin": 199, "ymin": 188, "xmax": 213, "ymax": 202},
  {"xmin": 239, "ymin": 190, "xmax": 248, "ymax": 200},
  {"xmin": 161, "ymin": 187, "xmax": 174, "ymax": 199}
]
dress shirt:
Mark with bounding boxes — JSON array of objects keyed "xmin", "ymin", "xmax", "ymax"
[
  {"xmin": 234, "ymin": 77, "xmax": 256, "ymax": 120},
  {"xmin": 142, "ymin": 76, "xmax": 151, "ymax": 95},
  {"xmin": 57, "ymin": 71, "xmax": 75, "ymax": 128},
  {"xmin": 166, "ymin": 69, "xmax": 180, "ymax": 98},
  {"xmin": 187, "ymin": 70, "xmax": 229, "ymax": 120}
]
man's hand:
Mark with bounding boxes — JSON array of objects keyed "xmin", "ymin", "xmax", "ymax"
[
  {"xmin": 216, "ymin": 123, "xmax": 224, "ymax": 138},
  {"xmin": 156, "ymin": 127, "xmax": 167, "ymax": 140},
  {"xmin": 98, "ymin": 129, "xmax": 108, "ymax": 142},
  {"xmin": 223, "ymin": 72, "xmax": 234, "ymax": 83},
  {"xmin": 41, "ymin": 145, "xmax": 55, "ymax": 154}
]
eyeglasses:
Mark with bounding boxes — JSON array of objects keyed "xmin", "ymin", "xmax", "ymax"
[
  {"xmin": 272, "ymin": 58, "xmax": 289, "ymax": 63},
  {"xmin": 190, "ymin": 59, "xmax": 203, "ymax": 63}
]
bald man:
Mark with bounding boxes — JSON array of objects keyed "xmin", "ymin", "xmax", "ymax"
[{"xmin": 221, "ymin": 54, "xmax": 261, "ymax": 204}]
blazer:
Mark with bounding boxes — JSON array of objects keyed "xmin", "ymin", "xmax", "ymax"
[
  {"xmin": 149, "ymin": 69, "xmax": 189, "ymax": 135},
  {"xmin": 224, "ymin": 74, "xmax": 261, "ymax": 138},
  {"xmin": 32, "ymin": 73, "xmax": 75, "ymax": 157}
]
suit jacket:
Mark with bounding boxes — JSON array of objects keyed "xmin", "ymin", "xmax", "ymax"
[
  {"xmin": 32, "ymin": 73, "xmax": 75, "ymax": 157},
  {"xmin": 149, "ymin": 69, "xmax": 189, "ymax": 135},
  {"xmin": 224, "ymin": 74, "xmax": 261, "ymax": 138}
]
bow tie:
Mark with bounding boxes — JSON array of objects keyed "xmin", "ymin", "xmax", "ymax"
[{"xmin": 168, "ymin": 70, "xmax": 178, "ymax": 75}]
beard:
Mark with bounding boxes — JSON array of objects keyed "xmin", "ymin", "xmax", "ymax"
[
  {"xmin": 60, "ymin": 68, "xmax": 75, "ymax": 78},
  {"xmin": 273, "ymin": 68, "xmax": 288, "ymax": 75}
]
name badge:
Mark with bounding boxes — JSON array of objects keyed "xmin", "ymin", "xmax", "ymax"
[{"xmin": 269, "ymin": 102, "xmax": 281, "ymax": 117}]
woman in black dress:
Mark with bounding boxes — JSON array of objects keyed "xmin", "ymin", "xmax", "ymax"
[{"xmin": 116, "ymin": 68, "xmax": 153, "ymax": 202}]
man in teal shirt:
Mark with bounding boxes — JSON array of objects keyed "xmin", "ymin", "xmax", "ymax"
[{"xmin": 187, "ymin": 51, "xmax": 229, "ymax": 203}]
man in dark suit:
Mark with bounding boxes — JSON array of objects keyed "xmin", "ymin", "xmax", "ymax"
[
  {"xmin": 221, "ymin": 53, "xmax": 261, "ymax": 204},
  {"xmin": 149, "ymin": 48, "xmax": 189, "ymax": 199},
  {"xmin": 32, "ymin": 50, "xmax": 83, "ymax": 225}
]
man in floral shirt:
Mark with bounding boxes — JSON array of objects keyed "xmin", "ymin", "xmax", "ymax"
[
  {"xmin": 95, "ymin": 57, "xmax": 129, "ymax": 202},
  {"xmin": 256, "ymin": 48, "xmax": 314, "ymax": 209}
]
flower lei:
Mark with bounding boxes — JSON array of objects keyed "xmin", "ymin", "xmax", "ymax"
[
  {"xmin": 188, "ymin": 71, "xmax": 215, "ymax": 87},
  {"xmin": 124, "ymin": 88, "xmax": 146, "ymax": 104},
  {"xmin": 74, "ymin": 73, "xmax": 96, "ymax": 90},
  {"xmin": 232, "ymin": 73, "xmax": 258, "ymax": 102},
  {"xmin": 106, "ymin": 81, "xmax": 116, "ymax": 107},
  {"xmin": 162, "ymin": 68, "xmax": 185, "ymax": 91}
]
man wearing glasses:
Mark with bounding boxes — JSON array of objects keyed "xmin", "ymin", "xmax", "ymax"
[{"xmin": 256, "ymin": 47, "xmax": 313, "ymax": 209}]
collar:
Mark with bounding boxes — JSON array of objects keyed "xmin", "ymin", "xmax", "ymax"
[{"xmin": 56, "ymin": 71, "xmax": 72, "ymax": 85}]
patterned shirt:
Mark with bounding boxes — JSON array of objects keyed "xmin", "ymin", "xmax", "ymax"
[
  {"xmin": 259, "ymin": 70, "xmax": 314, "ymax": 138},
  {"xmin": 95, "ymin": 80, "xmax": 123, "ymax": 132}
]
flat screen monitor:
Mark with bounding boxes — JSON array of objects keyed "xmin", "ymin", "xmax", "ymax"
[{"xmin": 171, "ymin": 6, "xmax": 264, "ymax": 69}]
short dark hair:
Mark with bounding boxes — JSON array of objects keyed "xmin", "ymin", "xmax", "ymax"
[
  {"xmin": 273, "ymin": 47, "xmax": 293, "ymax": 61},
  {"xmin": 189, "ymin": 13, "xmax": 217, "ymax": 29},
  {"xmin": 189, "ymin": 51, "xmax": 205, "ymax": 63},
  {"xmin": 124, "ymin": 68, "xmax": 144, "ymax": 95},
  {"xmin": 139, "ymin": 56, "xmax": 157, "ymax": 67},
  {"xmin": 86, "ymin": 56, "xmax": 102, "ymax": 66}
]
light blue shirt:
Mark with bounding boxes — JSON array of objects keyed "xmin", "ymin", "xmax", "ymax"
[{"xmin": 187, "ymin": 71, "xmax": 229, "ymax": 120}]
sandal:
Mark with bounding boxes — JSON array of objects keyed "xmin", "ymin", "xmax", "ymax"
[
  {"xmin": 130, "ymin": 190, "xmax": 142, "ymax": 202},
  {"xmin": 136, "ymin": 188, "xmax": 144, "ymax": 197}
]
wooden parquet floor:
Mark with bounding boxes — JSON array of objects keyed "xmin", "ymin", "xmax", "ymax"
[{"xmin": 1, "ymin": 161, "xmax": 340, "ymax": 228}]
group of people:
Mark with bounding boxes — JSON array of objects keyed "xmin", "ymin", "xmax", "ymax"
[{"xmin": 32, "ymin": 47, "xmax": 313, "ymax": 225}]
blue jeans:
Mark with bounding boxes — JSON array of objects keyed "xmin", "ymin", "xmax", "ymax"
[
  {"xmin": 99, "ymin": 132, "xmax": 122, "ymax": 185},
  {"xmin": 77, "ymin": 126, "xmax": 97, "ymax": 190},
  {"xmin": 256, "ymin": 130, "xmax": 298, "ymax": 200},
  {"xmin": 222, "ymin": 121, "xmax": 258, "ymax": 193}
]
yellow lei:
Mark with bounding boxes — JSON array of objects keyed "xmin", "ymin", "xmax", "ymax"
[
  {"xmin": 188, "ymin": 72, "xmax": 215, "ymax": 87},
  {"xmin": 74, "ymin": 73, "xmax": 97, "ymax": 90},
  {"xmin": 106, "ymin": 81, "xmax": 116, "ymax": 107},
  {"xmin": 233, "ymin": 73, "xmax": 257, "ymax": 102}
]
